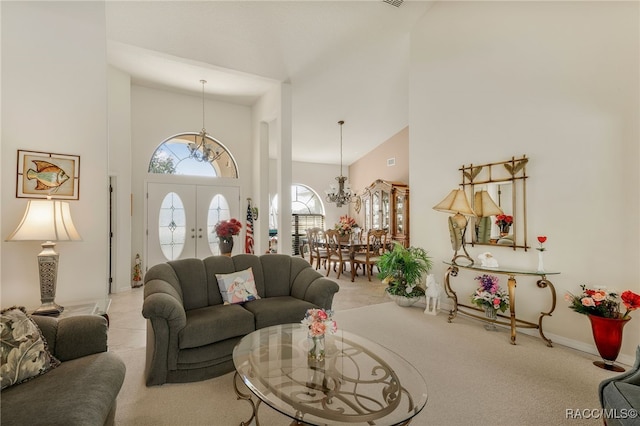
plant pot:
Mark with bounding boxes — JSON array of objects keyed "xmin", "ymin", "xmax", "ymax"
[
  {"xmin": 387, "ymin": 293, "xmax": 420, "ymax": 307},
  {"xmin": 588, "ymin": 314, "xmax": 630, "ymax": 372},
  {"xmin": 218, "ymin": 237, "xmax": 234, "ymax": 256}
]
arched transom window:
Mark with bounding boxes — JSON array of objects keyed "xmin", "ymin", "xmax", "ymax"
[{"xmin": 148, "ymin": 133, "xmax": 238, "ymax": 178}]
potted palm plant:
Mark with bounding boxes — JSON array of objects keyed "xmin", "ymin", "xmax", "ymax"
[{"xmin": 378, "ymin": 243, "xmax": 433, "ymax": 307}]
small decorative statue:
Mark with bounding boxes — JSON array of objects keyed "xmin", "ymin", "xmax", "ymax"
[
  {"xmin": 424, "ymin": 274, "xmax": 442, "ymax": 316},
  {"xmin": 478, "ymin": 252, "xmax": 499, "ymax": 268},
  {"xmin": 132, "ymin": 253, "xmax": 143, "ymax": 288}
]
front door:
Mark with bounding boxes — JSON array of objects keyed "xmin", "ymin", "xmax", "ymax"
[{"xmin": 146, "ymin": 182, "xmax": 240, "ymax": 269}]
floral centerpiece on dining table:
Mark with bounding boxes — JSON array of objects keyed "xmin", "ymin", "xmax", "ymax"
[{"xmin": 334, "ymin": 215, "xmax": 358, "ymax": 237}]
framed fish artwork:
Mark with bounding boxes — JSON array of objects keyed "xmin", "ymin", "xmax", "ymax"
[{"xmin": 16, "ymin": 150, "xmax": 80, "ymax": 200}]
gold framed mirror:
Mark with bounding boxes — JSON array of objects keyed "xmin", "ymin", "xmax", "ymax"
[{"xmin": 462, "ymin": 155, "xmax": 529, "ymax": 251}]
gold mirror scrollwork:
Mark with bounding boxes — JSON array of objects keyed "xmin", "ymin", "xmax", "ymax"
[{"xmin": 462, "ymin": 155, "xmax": 529, "ymax": 251}]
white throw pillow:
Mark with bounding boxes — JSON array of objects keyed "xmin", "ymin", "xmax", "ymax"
[{"xmin": 215, "ymin": 267, "xmax": 261, "ymax": 304}]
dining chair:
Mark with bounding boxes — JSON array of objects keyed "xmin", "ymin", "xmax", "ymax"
[
  {"xmin": 324, "ymin": 229, "xmax": 346, "ymax": 279},
  {"xmin": 307, "ymin": 228, "xmax": 327, "ymax": 270},
  {"xmin": 351, "ymin": 229, "xmax": 388, "ymax": 282}
]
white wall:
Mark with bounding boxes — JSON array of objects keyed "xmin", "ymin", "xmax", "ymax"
[
  {"xmin": 1, "ymin": 2, "xmax": 110, "ymax": 307},
  {"xmin": 108, "ymin": 66, "xmax": 132, "ymax": 293},
  {"xmin": 410, "ymin": 1, "xmax": 639, "ymax": 361},
  {"xmin": 130, "ymin": 85, "xmax": 253, "ymax": 269}
]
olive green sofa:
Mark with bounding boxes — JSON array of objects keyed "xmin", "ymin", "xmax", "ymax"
[
  {"xmin": 599, "ymin": 346, "xmax": 640, "ymax": 426},
  {"xmin": 142, "ymin": 254, "xmax": 339, "ymax": 386},
  {"xmin": 1, "ymin": 315, "xmax": 126, "ymax": 426}
]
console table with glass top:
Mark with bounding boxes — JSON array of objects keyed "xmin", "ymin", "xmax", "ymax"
[
  {"xmin": 443, "ymin": 262, "xmax": 559, "ymax": 347},
  {"xmin": 233, "ymin": 323, "xmax": 428, "ymax": 426}
]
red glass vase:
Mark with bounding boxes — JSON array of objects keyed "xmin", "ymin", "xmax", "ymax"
[{"xmin": 588, "ymin": 314, "xmax": 630, "ymax": 372}]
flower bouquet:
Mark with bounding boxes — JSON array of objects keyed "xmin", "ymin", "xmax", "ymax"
[
  {"xmin": 214, "ymin": 218, "xmax": 242, "ymax": 240},
  {"xmin": 566, "ymin": 285, "xmax": 640, "ymax": 370},
  {"xmin": 495, "ymin": 214, "xmax": 513, "ymax": 235},
  {"xmin": 301, "ymin": 309, "xmax": 337, "ymax": 362},
  {"xmin": 566, "ymin": 285, "xmax": 640, "ymax": 319},
  {"xmin": 470, "ymin": 274, "xmax": 509, "ymax": 316},
  {"xmin": 334, "ymin": 215, "xmax": 358, "ymax": 237}
]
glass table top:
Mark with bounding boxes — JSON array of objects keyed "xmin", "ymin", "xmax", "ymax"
[
  {"xmin": 443, "ymin": 261, "xmax": 560, "ymax": 276},
  {"xmin": 233, "ymin": 323, "xmax": 428, "ymax": 426}
]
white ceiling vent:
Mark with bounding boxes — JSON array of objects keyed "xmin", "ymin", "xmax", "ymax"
[
  {"xmin": 387, "ymin": 157, "xmax": 396, "ymax": 167},
  {"xmin": 383, "ymin": 0, "xmax": 404, "ymax": 7}
]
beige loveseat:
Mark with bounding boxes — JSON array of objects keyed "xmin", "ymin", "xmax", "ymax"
[{"xmin": 142, "ymin": 254, "xmax": 339, "ymax": 386}]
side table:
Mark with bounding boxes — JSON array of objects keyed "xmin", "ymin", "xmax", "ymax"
[
  {"xmin": 443, "ymin": 261, "xmax": 559, "ymax": 346},
  {"xmin": 56, "ymin": 298, "xmax": 111, "ymax": 326}
]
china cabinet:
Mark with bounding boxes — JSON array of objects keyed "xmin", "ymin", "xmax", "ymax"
[{"xmin": 361, "ymin": 179, "xmax": 409, "ymax": 247}]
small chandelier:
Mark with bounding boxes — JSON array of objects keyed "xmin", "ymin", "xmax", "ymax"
[
  {"xmin": 188, "ymin": 80, "xmax": 224, "ymax": 163},
  {"xmin": 325, "ymin": 120, "xmax": 357, "ymax": 207}
]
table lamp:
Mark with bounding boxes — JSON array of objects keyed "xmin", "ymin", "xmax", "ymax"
[
  {"xmin": 433, "ymin": 189, "xmax": 476, "ymax": 265},
  {"xmin": 474, "ymin": 190, "xmax": 503, "ymax": 241},
  {"xmin": 6, "ymin": 199, "xmax": 82, "ymax": 315}
]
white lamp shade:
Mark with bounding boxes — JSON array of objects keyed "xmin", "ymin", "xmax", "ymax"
[
  {"xmin": 474, "ymin": 190, "xmax": 504, "ymax": 218},
  {"xmin": 433, "ymin": 189, "xmax": 476, "ymax": 216},
  {"xmin": 6, "ymin": 200, "xmax": 82, "ymax": 242}
]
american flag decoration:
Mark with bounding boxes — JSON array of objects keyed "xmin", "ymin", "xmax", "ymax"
[{"xmin": 245, "ymin": 198, "xmax": 254, "ymax": 254}]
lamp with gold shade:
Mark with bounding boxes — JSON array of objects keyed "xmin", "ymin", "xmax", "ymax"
[
  {"xmin": 6, "ymin": 199, "xmax": 82, "ymax": 315},
  {"xmin": 433, "ymin": 189, "xmax": 476, "ymax": 265}
]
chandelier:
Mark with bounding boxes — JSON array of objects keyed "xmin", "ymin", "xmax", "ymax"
[
  {"xmin": 188, "ymin": 79, "xmax": 224, "ymax": 163},
  {"xmin": 325, "ymin": 120, "xmax": 357, "ymax": 207}
]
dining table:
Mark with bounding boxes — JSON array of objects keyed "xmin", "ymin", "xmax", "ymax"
[{"xmin": 299, "ymin": 237, "xmax": 390, "ymax": 281}]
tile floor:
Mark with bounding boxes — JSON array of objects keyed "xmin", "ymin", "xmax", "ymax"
[{"xmin": 106, "ymin": 266, "xmax": 390, "ymax": 353}]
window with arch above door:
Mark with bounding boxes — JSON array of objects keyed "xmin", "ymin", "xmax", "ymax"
[{"xmin": 148, "ymin": 133, "xmax": 238, "ymax": 178}]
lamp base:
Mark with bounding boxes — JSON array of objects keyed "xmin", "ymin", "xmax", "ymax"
[
  {"xmin": 34, "ymin": 241, "xmax": 63, "ymax": 317},
  {"xmin": 32, "ymin": 302, "xmax": 64, "ymax": 316}
]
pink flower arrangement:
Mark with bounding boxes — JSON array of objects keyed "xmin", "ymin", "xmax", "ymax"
[
  {"xmin": 301, "ymin": 308, "xmax": 337, "ymax": 337},
  {"xmin": 335, "ymin": 215, "xmax": 358, "ymax": 236},
  {"xmin": 567, "ymin": 285, "xmax": 640, "ymax": 319}
]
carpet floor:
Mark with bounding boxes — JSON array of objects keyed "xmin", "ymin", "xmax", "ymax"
[{"xmin": 114, "ymin": 302, "xmax": 617, "ymax": 425}]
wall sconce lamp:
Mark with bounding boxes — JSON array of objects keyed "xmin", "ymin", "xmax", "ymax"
[
  {"xmin": 433, "ymin": 189, "xmax": 476, "ymax": 265},
  {"xmin": 6, "ymin": 199, "xmax": 82, "ymax": 315}
]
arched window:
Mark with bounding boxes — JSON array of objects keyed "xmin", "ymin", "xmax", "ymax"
[
  {"xmin": 148, "ymin": 133, "xmax": 238, "ymax": 178},
  {"xmin": 269, "ymin": 184, "xmax": 325, "ymax": 255},
  {"xmin": 269, "ymin": 184, "xmax": 325, "ymax": 229}
]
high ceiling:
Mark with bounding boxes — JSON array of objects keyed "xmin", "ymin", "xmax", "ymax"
[{"xmin": 106, "ymin": 1, "xmax": 435, "ymax": 165}]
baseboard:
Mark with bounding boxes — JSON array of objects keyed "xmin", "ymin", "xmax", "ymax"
[{"xmin": 414, "ymin": 297, "xmax": 635, "ymax": 367}]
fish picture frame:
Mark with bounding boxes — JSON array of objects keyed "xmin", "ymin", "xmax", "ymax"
[{"xmin": 17, "ymin": 150, "xmax": 80, "ymax": 200}]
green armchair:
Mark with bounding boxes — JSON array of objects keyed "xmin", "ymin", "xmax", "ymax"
[{"xmin": 598, "ymin": 346, "xmax": 640, "ymax": 426}]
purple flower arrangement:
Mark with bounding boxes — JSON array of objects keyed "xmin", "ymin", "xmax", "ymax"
[{"xmin": 471, "ymin": 274, "xmax": 509, "ymax": 313}]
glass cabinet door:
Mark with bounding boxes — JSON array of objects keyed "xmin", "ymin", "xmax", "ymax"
[
  {"xmin": 372, "ymin": 191, "xmax": 380, "ymax": 229},
  {"xmin": 381, "ymin": 190, "xmax": 390, "ymax": 231},
  {"xmin": 395, "ymin": 193, "xmax": 405, "ymax": 235},
  {"xmin": 364, "ymin": 198, "xmax": 371, "ymax": 231}
]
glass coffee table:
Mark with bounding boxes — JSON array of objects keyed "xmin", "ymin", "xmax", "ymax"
[{"xmin": 232, "ymin": 323, "xmax": 428, "ymax": 425}]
